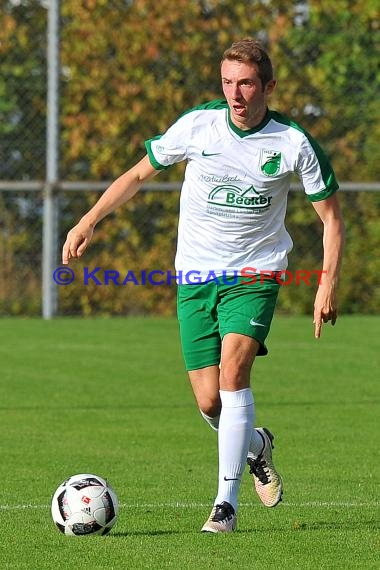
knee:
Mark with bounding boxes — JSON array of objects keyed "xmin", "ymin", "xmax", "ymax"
[
  {"xmin": 219, "ymin": 360, "xmax": 252, "ymax": 391},
  {"xmin": 219, "ymin": 334, "xmax": 258, "ymax": 390},
  {"xmin": 197, "ymin": 397, "xmax": 221, "ymax": 418},
  {"xmin": 188, "ymin": 366, "xmax": 221, "ymax": 417}
]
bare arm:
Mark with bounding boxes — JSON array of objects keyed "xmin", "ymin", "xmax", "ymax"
[
  {"xmin": 311, "ymin": 193, "xmax": 345, "ymax": 338},
  {"xmin": 62, "ymin": 155, "xmax": 159, "ymax": 264}
]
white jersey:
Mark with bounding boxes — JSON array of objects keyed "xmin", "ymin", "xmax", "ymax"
[{"xmin": 145, "ymin": 100, "xmax": 338, "ymax": 280}]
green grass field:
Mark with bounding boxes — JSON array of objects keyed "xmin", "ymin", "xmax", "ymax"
[{"xmin": 0, "ymin": 316, "xmax": 379, "ymax": 569}]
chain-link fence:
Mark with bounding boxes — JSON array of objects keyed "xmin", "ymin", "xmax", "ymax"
[{"xmin": 1, "ymin": 1, "xmax": 379, "ymax": 317}]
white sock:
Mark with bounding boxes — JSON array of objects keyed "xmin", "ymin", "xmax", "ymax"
[
  {"xmin": 200, "ymin": 403, "xmax": 263, "ymax": 457},
  {"xmin": 200, "ymin": 410, "xmax": 220, "ymax": 431},
  {"xmin": 248, "ymin": 428, "xmax": 265, "ymax": 458},
  {"xmin": 214, "ymin": 388, "xmax": 254, "ymax": 512}
]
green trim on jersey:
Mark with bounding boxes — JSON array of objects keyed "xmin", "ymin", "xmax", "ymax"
[
  {"xmin": 268, "ymin": 111, "xmax": 339, "ymax": 201},
  {"xmin": 145, "ymin": 136, "xmax": 170, "ymax": 170},
  {"xmin": 180, "ymin": 98, "xmax": 273, "ymax": 138},
  {"xmin": 227, "ymin": 108, "xmax": 273, "ymax": 137},
  {"xmin": 305, "ymin": 185, "xmax": 338, "ymax": 202}
]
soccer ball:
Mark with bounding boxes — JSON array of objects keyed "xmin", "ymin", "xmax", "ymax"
[{"xmin": 51, "ymin": 473, "xmax": 119, "ymax": 536}]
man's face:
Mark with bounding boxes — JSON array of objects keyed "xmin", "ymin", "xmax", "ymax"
[{"xmin": 221, "ymin": 59, "xmax": 276, "ymax": 130}]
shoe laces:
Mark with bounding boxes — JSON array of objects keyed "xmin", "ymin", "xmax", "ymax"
[
  {"xmin": 248, "ymin": 455, "xmax": 270, "ymax": 484},
  {"xmin": 211, "ymin": 502, "xmax": 234, "ymax": 522}
]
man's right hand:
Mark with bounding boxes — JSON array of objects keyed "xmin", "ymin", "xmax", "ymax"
[{"xmin": 62, "ymin": 222, "xmax": 94, "ymax": 264}]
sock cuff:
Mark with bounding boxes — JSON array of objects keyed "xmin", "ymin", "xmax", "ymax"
[
  {"xmin": 200, "ymin": 410, "xmax": 220, "ymax": 431},
  {"xmin": 219, "ymin": 388, "xmax": 254, "ymax": 408}
]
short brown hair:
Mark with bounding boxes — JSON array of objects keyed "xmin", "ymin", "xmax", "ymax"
[{"xmin": 221, "ymin": 38, "xmax": 274, "ymax": 87}]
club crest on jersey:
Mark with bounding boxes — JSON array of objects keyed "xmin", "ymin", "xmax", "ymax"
[
  {"xmin": 260, "ymin": 150, "xmax": 282, "ymax": 177},
  {"xmin": 207, "ymin": 184, "xmax": 272, "ymax": 212}
]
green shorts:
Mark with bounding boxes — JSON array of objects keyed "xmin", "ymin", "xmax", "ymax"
[{"xmin": 177, "ymin": 276, "xmax": 280, "ymax": 371}]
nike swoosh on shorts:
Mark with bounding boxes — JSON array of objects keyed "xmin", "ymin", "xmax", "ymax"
[{"xmin": 249, "ymin": 319, "xmax": 266, "ymax": 327}]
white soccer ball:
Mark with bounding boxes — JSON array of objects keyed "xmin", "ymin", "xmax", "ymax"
[{"xmin": 51, "ymin": 473, "xmax": 119, "ymax": 536}]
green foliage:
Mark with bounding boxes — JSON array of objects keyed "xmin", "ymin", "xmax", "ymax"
[
  {"xmin": 0, "ymin": 0, "xmax": 46, "ymax": 179},
  {"xmin": 268, "ymin": 0, "xmax": 380, "ymax": 180},
  {"xmin": 0, "ymin": 192, "xmax": 42, "ymax": 315}
]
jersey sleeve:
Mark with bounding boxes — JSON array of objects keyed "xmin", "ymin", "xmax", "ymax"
[
  {"xmin": 144, "ymin": 113, "xmax": 193, "ymax": 170},
  {"xmin": 296, "ymin": 135, "xmax": 339, "ymax": 202}
]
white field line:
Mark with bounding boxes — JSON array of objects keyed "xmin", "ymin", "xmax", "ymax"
[{"xmin": 1, "ymin": 501, "xmax": 379, "ymax": 511}]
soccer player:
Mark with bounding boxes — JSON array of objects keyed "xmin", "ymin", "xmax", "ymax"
[{"xmin": 62, "ymin": 38, "xmax": 345, "ymax": 533}]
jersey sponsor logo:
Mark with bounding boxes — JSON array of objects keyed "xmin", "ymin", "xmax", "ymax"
[
  {"xmin": 200, "ymin": 174, "xmax": 240, "ymax": 184},
  {"xmin": 260, "ymin": 150, "xmax": 282, "ymax": 176},
  {"xmin": 207, "ymin": 184, "xmax": 272, "ymax": 211}
]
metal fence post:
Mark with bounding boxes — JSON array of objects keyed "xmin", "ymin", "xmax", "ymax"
[{"xmin": 42, "ymin": 0, "xmax": 60, "ymax": 319}]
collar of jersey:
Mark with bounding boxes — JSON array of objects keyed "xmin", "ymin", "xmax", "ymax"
[{"xmin": 227, "ymin": 108, "xmax": 272, "ymax": 138}]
